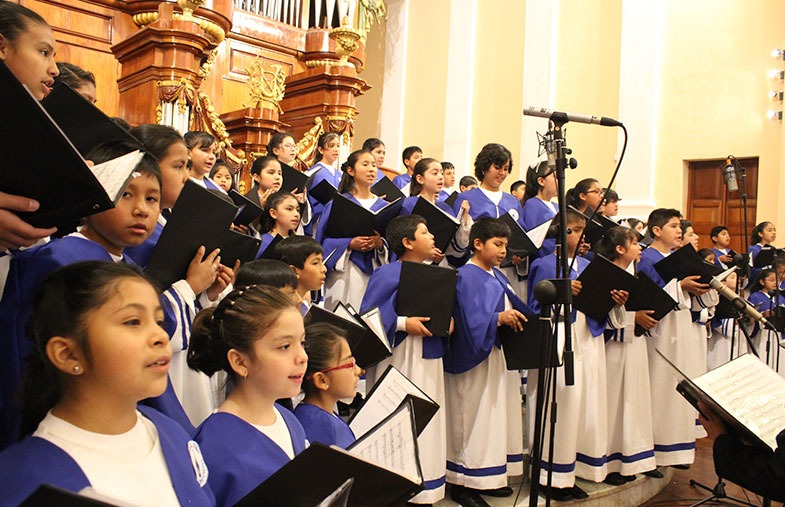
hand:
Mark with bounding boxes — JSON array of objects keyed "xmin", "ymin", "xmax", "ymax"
[
  {"xmin": 719, "ymin": 254, "xmax": 733, "ymax": 264},
  {"xmin": 460, "ymin": 201, "xmax": 471, "ymax": 226},
  {"xmin": 206, "ymin": 261, "xmax": 235, "ymax": 301},
  {"xmin": 680, "ymin": 275, "xmax": 710, "ymax": 296},
  {"xmin": 497, "ymin": 309, "xmax": 527, "ymax": 332},
  {"xmin": 292, "ymin": 189, "xmax": 306, "ymax": 204},
  {"xmin": 0, "ymin": 192, "xmax": 57, "ymax": 250},
  {"xmin": 698, "ymin": 401, "xmax": 728, "ymax": 440},
  {"xmin": 259, "ymin": 188, "xmax": 275, "ymax": 208},
  {"xmin": 349, "ymin": 236, "xmax": 372, "ymax": 252},
  {"xmin": 230, "ymin": 223, "xmax": 250, "ymax": 235},
  {"xmin": 578, "ymin": 241, "xmax": 590, "ymax": 256},
  {"xmin": 186, "ymin": 246, "xmax": 220, "ymax": 295},
  {"xmin": 634, "ymin": 310, "xmax": 659, "ymax": 330},
  {"xmin": 449, "ymin": 317, "xmax": 454, "ymax": 335},
  {"xmin": 405, "ymin": 316, "xmax": 432, "ymax": 337},
  {"xmin": 431, "ymin": 247, "xmax": 445, "ymax": 263},
  {"xmin": 511, "ymin": 254, "xmax": 526, "ymax": 265},
  {"xmin": 571, "ymin": 280, "xmax": 583, "ymax": 296},
  {"xmin": 610, "ymin": 289, "xmax": 629, "ymax": 306},
  {"xmin": 370, "ymin": 232, "xmax": 383, "ymax": 250}
]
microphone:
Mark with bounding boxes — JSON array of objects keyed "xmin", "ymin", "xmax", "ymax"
[
  {"xmin": 709, "ymin": 276, "xmax": 776, "ymax": 331},
  {"xmin": 524, "ymin": 106, "xmax": 623, "ymax": 127},
  {"xmin": 722, "ymin": 158, "xmax": 739, "ymax": 192}
]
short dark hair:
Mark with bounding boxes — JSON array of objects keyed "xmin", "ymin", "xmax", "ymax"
[
  {"xmin": 441, "ymin": 161, "xmax": 455, "ymax": 172},
  {"xmin": 470, "ymin": 217, "xmax": 510, "ymax": 252},
  {"xmin": 250, "ymin": 155, "xmax": 279, "ymax": 176},
  {"xmin": 603, "ymin": 188, "xmax": 619, "ymax": 203},
  {"xmin": 54, "ymin": 62, "xmax": 95, "ymax": 89},
  {"xmin": 474, "ymin": 143, "xmax": 512, "ymax": 182},
  {"xmin": 402, "ymin": 146, "xmax": 422, "ymax": 164},
  {"xmin": 184, "ymin": 131, "xmax": 215, "ymax": 151},
  {"xmin": 85, "ymin": 139, "xmax": 161, "ymax": 188},
  {"xmin": 595, "ymin": 226, "xmax": 638, "ymax": 261},
  {"xmin": 267, "ymin": 131, "xmax": 294, "ymax": 155},
  {"xmin": 274, "ymin": 236, "xmax": 323, "ymax": 269},
  {"xmin": 234, "ymin": 259, "xmax": 297, "ymax": 289},
  {"xmin": 362, "ymin": 138, "xmax": 384, "ymax": 152},
  {"xmin": 646, "ymin": 208, "xmax": 681, "ymax": 239},
  {"xmin": 709, "ymin": 225, "xmax": 728, "ymax": 242},
  {"xmin": 129, "ymin": 124, "xmax": 184, "ymax": 160},
  {"xmin": 510, "ymin": 180, "xmax": 525, "ymax": 193},
  {"xmin": 459, "ymin": 175, "xmax": 478, "ymax": 189},
  {"xmin": 386, "ymin": 214, "xmax": 426, "ymax": 257},
  {"xmin": 697, "ymin": 248, "xmax": 714, "ymax": 261}
]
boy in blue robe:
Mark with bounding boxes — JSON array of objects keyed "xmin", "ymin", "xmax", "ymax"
[
  {"xmin": 444, "ymin": 218, "xmax": 532, "ymax": 507},
  {"xmin": 392, "ymin": 145, "xmax": 422, "ymax": 190}
]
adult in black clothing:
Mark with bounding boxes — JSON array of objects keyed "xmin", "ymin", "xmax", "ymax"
[{"xmin": 700, "ymin": 402, "xmax": 785, "ymax": 502}]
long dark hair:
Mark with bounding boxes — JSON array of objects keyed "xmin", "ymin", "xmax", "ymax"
[
  {"xmin": 259, "ymin": 191, "xmax": 299, "ymax": 234},
  {"xmin": 751, "ymin": 221, "xmax": 773, "ymax": 246},
  {"xmin": 409, "ymin": 157, "xmax": 440, "ymax": 197},
  {"xmin": 523, "ymin": 161, "xmax": 551, "ymax": 202},
  {"xmin": 0, "ymin": 1, "xmax": 47, "ymax": 43},
  {"xmin": 314, "ymin": 132, "xmax": 339, "ymax": 164},
  {"xmin": 595, "ymin": 226, "xmax": 638, "ymax": 261},
  {"xmin": 566, "ymin": 178, "xmax": 599, "ymax": 210},
  {"xmin": 337, "ymin": 149, "xmax": 374, "ymax": 194},
  {"xmin": 20, "ymin": 262, "xmax": 154, "ymax": 436}
]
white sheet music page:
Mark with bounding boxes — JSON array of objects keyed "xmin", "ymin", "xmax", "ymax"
[
  {"xmin": 348, "ymin": 402, "xmax": 421, "ymax": 484},
  {"xmin": 361, "ymin": 307, "xmax": 392, "ymax": 352},
  {"xmin": 693, "ymin": 354, "xmax": 785, "ymax": 451},
  {"xmin": 526, "ymin": 220, "xmax": 551, "ymax": 248},
  {"xmin": 349, "ymin": 366, "xmax": 429, "ymax": 438},
  {"xmin": 90, "ymin": 150, "xmax": 144, "ymax": 203}
]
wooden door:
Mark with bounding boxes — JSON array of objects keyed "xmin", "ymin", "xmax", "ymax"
[{"xmin": 686, "ymin": 157, "xmax": 758, "ymax": 253}]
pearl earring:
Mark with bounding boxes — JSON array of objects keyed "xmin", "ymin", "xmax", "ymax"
[{"xmin": 72, "ymin": 365, "xmax": 81, "ymax": 373}]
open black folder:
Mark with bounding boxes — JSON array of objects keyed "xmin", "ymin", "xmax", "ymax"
[
  {"xmin": 348, "ymin": 364, "xmax": 439, "ymax": 438},
  {"xmin": 499, "ymin": 212, "xmax": 538, "ymax": 268},
  {"xmin": 42, "ymin": 82, "xmax": 139, "ymax": 157},
  {"xmin": 236, "ymin": 399, "xmax": 424, "ymax": 507},
  {"xmin": 304, "ymin": 304, "xmax": 392, "ymax": 368},
  {"xmin": 396, "ymin": 261, "xmax": 457, "ymax": 337},
  {"xmin": 657, "ymin": 350, "xmax": 785, "ymax": 452},
  {"xmin": 498, "ymin": 316, "xmax": 560, "ymax": 370},
  {"xmin": 228, "ymin": 189, "xmax": 263, "ymax": 227},
  {"xmin": 324, "ymin": 194, "xmax": 403, "ymax": 238},
  {"xmin": 443, "ymin": 191, "xmax": 459, "ymax": 209},
  {"xmin": 146, "ymin": 181, "xmax": 261, "ymax": 288},
  {"xmin": 573, "ymin": 255, "xmax": 637, "ymax": 320},
  {"xmin": 625, "ymin": 271, "xmax": 678, "ymax": 336},
  {"xmin": 308, "ymin": 178, "xmax": 339, "ymax": 205},
  {"xmin": 410, "ymin": 197, "xmax": 459, "ymax": 252},
  {"xmin": 654, "ymin": 245, "xmax": 724, "ymax": 285},
  {"xmin": 0, "ymin": 62, "xmax": 140, "ymax": 229},
  {"xmin": 280, "ymin": 162, "xmax": 308, "ymax": 194},
  {"xmin": 371, "ymin": 177, "xmax": 406, "ymax": 203}
]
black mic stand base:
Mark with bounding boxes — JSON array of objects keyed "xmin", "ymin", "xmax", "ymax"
[{"xmin": 688, "ymin": 478, "xmax": 759, "ymax": 507}]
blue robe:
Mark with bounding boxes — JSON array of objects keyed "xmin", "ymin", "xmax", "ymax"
[
  {"xmin": 193, "ymin": 409, "xmax": 307, "ymax": 507},
  {"xmin": 711, "ymin": 247, "xmax": 731, "ymax": 269},
  {"xmin": 637, "ymin": 246, "xmax": 669, "ymax": 288},
  {"xmin": 445, "ymin": 263, "xmax": 532, "ymax": 374},
  {"xmin": 0, "ymin": 406, "xmax": 214, "ymax": 507},
  {"xmin": 305, "ymin": 162, "xmax": 342, "ymax": 236},
  {"xmin": 124, "ymin": 220, "xmax": 164, "ymax": 268},
  {"xmin": 392, "ymin": 173, "xmax": 411, "ymax": 190},
  {"xmin": 521, "ymin": 197, "xmax": 558, "ymax": 264},
  {"xmin": 748, "ymin": 243, "xmax": 769, "ymax": 283},
  {"xmin": 255, "ymin": 233, "xmax": 278, "ymax": 259},
  {"xmin": 360, "ymin": 262, "xmax": 446, "ymax": 359},
  {"xmin": 316, "ymin": 193, "xmax": 389, "ymax": 275},
  {"xmin": 293, "ymin": 403, "xmax": 355, "ymax": 449}
]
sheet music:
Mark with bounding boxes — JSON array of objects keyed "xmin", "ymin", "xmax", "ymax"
[
  {"xmin": 360, "ymin": 307, "xmax": 391, "ymax": 351},
  {"xmin": 526, "ymin": 220, "xmax": 551, "ymax": 248},
  {"xmin": 693, "ymin": 354, "xmax": 785, "ymax": 451},
  {"xmin": 349, "ymin": 366, "xmax": 430, "ymax": 438},
  {"xmin": 334, "ymin": 302, "xmax": 357, "ymax": 321},
  {"xmin": 90, "ymin": 150, "xmax": 144, "ymax": 202},
  {"xmin": 348, "ymin": 402, "xmax": 421, "ymax": 484}
]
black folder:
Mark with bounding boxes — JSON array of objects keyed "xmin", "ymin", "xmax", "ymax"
[
  {"xmin": 573, "ymin": 255, "xmax": 637, "ymax": 320},
  {"xmin": 236, "ymin": 401, "xmax": 423, "ymax": 507},
  {"xmin": 654, "ymin": 245, "xmax": 724, "ymax": 285},
  {"xmin": 228, "ymin": 189, "xmax": 263, "ymax": 227},
  {"xmin": 308, "ymin": 178, "xmax": 339, "ymax": 205},
  {"xmin": 280, "ymin": 162, "xmax": 308, "ymax": 194},
  {"xmin": 410, "ymin": 197, "xmax": 459, "ymax": 252},
  {"xmin": 20, "ymin": 485, "xmax": 116, "ymax": 507},
  {"xmin": 584, "ymin": 212, "xmax": 624, "ymax": 246},
  {"xmin": 0, "ymin": 61, "xmax": 129, "ymax": 228},
  {"xmin": 146, "ymin": 181, "xmax": 261, "ymax": 288},
  {"xmin": 324, "ymin": 194, "xmax": 403, "ymax": 238},
  {"xmin": 396, "ymin": 261, "xmax": 457, "ymax": 337},
  {"xmin": 41, "ymin": 82, "xmax": 139, "ymax": 157},
  {"xmin": 371, "ymin": 177, "xmax": 406, "ymax": 203},
  {"xmin": 443, "ymin": 191, "xmax": 459, "ymax": 209},
  {"xmin": 305, "ymin": 304, "xmax": 392, "ymax": 368},
  {"xmin": 499, "ymin": 212, "xmax": 538, "ymax": 268},
  {"xmin": 498, "ymin": 316, "xmax": 560, "ymax": 370},
  {"xmin": 625, "ymin": 272, "xmax": 679, "ymax": 336},
  {"xmin": 752, "ymin": 246, "xmax": 782, "ymax": 268}
]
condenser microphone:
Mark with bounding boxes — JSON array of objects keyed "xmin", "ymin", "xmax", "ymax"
[
  {"xmin": 723, "ymin": 158, "xmax": 739, "ymax": 192},
  {"xmin": 524, "ymin": 107, "xmax": 623, "ymax": 127},
  {"xmin": 709, "ymin": 276, "xmax": 776, "ymax": 331}
]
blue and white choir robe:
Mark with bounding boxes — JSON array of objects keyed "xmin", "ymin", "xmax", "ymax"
[
  {"xmin": 293, "ymin": 403, "xmax": 355, "ymax": 449},
  {"xmin": 708, "ymin": 316, "xmax": 750, "ymax": 370},
  {"xmin": 316, "ymin": 193, "xmax": 390, "ymax": 311},
  {"xmin": 452, "ymin": 188, "xmax": 528, "ymax": 298},
  {"xmin": 443, "ymin": 262, "xmax": 531, "ymax": 490},
  {"xmin": 748, "ymin": 290, "xmax": 785, "ymax": 374},
  {"xmin": 361, "ymin": 261, "xmax": 448, "ymax": 503},
  {"xmin": 192, "ymin": 409, "xmax": 308, "ymax": 507},
  {"xmin": 637, "ymin": 246, "xmax": 699, "ymax": 466},
  {"xmin": 526, "ymin": 254, "xmax": 611, "ymax": 486},
  {"xmin": 0, "ymin": 235, "xmax": 193, "ymax": 448},
  {"xmin": 400, "ymin": 196, "xmax": 470, "ymax": 267},
  {"xmin": 124, "ymin": 214, "xmax": 165, "ymax": 268},
  {"xmin": 392, "ymin": 173, "xmax": 411, "ymax": 190},
  {"xmin": 711, "ymin": 247, "xmax": 732, "ymax": 269},
  {"xmin": 305, "ymin": 162, "xmax": 342, "ymax": 237},
  {"xmin": 748, "ymin": 243, "xmax": 770, "ymax": 286},
  {"xmin": 190, "ymin": 176, "xmax": 225, "ymax": 193},
  {"xmin": 604, "ymin": 311, "xmax": 657, "ymax": 476},
  {"xmin": 0, "ymin": 406, "xmax": 214, "ymax": 507},
  {"xmin": 521, "ymin": 196, "xmax": 558, "ymax": 266}
]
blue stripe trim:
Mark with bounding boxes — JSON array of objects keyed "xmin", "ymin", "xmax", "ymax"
[
  {"xmin": 423, "ymin": 475, "xmax": 446, "ymax": 490},
  {"xmin": 165, "ymin": 288, "xmax": 188, "ymax": 351},
  {"xmin": 507, "ymin": 453, "xmax": 524, "ymax": 463},
  {"xmin": 654, "ymin": 441, "xmax": 696, "ymax": 452},
  {"xmin": 576, "ymin": 453, "xmax": 607, "ymax": 467},
  {"xmin": 447, "ymin": 461, "xmax": 507, "ymax": 477},
  {"xmin": 539, "ymin": 460, "xmax": 575, "ymax": 473},
  {"xmin": 605, "ymin": 449, "xmax": 655, "ymax": 464}
]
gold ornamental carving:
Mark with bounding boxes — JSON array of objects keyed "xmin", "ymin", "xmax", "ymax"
[
  {"xmin": 243, "ymin": 58, "xmax": 286, "ymax": 112},
  {"xmin": 329, "ymin": 17, "xmax": 362, "ymax": 67},
  {"xmin": 358, "ymin": 0, "xmax": 386, "ymax": 39},
  {"xmin": 177, "ymin": 0, "xmax": 206, "ymax": 20},
  {"xmin": 131, "ymin": 11, "xmax": 226, "ymax": 43}
]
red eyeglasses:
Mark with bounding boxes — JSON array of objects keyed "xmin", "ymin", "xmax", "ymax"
[{"xmin": 305, "ymin": 359, "xmax": 356, "ymax": 381}]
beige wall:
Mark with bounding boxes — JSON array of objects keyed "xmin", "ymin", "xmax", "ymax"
[{"xmin": 355, "ymin": 0, "xmax": 785, "ymax": 227}]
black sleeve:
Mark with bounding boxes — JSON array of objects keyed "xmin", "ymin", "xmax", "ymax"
[{"xmin": 712, "ymin": 430, "xmax": 785, "ymax": 501}]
